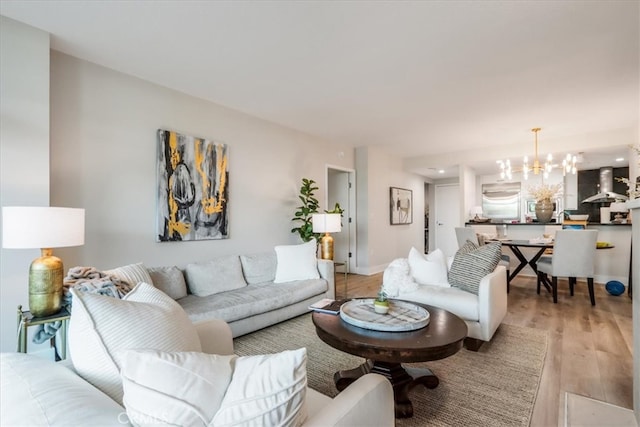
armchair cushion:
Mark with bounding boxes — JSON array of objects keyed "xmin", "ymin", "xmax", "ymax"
[
  {"xmin": 449, "ymin": 242, "xmax": 502, "ymax": 294},
  {"xmin": 120, "ymin": 348, "xmax": 308, "ymax": 427}
]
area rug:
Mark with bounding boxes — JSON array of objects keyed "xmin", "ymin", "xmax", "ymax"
[{"xmin": 234, "ymin": 314, "xmax": 547, "ymax": 427}]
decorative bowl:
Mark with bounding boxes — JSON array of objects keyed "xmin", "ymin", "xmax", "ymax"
[
  {"xmin": 605, "ymin": 280, "xmax": 625, "ymax": 296},
  {"xmin": 473, "ymin": 218, "xmax": 491, "ymax": 223},
  {"xmin": 569, "ymin": 214, "xmax": 589, "ymax": 220}
]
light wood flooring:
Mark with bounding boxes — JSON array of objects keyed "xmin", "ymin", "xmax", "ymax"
[{"xmin": 335, "ymin": 272, "xmax": 634, "ymax": 426}]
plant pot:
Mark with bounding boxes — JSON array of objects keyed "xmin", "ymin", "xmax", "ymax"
[{"xmin": 535, "ymin": 199, "xmax": 554, "ymax": 223}]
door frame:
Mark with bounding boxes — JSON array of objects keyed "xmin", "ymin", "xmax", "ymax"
[{"xmin": 325, "ymin": 165, "xmax": 357, "ymax": 274}]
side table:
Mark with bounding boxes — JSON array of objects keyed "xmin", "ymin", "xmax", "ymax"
[
  {"xmin": 17, "ymin": 305, "xmax": 71, "ymax": 361},
  {"xmin": 334, "ymin": 261, "xmax": 348, "ymax": 299}
]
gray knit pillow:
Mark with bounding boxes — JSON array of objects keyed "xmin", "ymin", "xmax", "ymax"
[{"xmin": 449, "ymin": 242, "xmax": 502, "ymax": 294}]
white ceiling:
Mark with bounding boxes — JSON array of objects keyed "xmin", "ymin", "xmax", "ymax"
[{"xmin": 1, "ymin": 0, "xmax": 638, "ymax": 179}]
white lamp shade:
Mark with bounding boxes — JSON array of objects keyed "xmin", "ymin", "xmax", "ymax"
[
  {"xmin": 2, "ymin": 207, "xmax": 85, "ymax": 249},
  {"xmin": 609, "ymin": 202, "xmax": 628, "ymax": 213},
  {"xmin": 312, "ymin": 213, "xmax": 342, "ymax": 233}
]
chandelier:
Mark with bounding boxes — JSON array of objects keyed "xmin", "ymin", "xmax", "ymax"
[{"xmin": 497, "ymin": 128, "xmax": 577, "ymax": 180}]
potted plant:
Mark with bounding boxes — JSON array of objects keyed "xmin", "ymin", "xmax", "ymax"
[
  {"xmin": 528, "ymin": 183, "xmax": 562, "ymax": 223},
  {"xmin": 373, "ymin": 289, "xmax": 390, "ymax": 314},
  {"xmin": 291, "ymin": 178, "xmax": 320, "ymax": 242}
]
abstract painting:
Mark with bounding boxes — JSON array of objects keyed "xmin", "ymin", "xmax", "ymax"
[
  {"xmin": 390, "ymin": 187, "xmax": 412, "ymax": 225},
  {"xmin": 157, "ymin": 129, "xmax": 229, "ymax": 241}
]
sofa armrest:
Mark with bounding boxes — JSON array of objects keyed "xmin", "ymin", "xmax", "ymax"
[
  {"xmin": 477, "ymin": 265, "xmax": 508, "ymax": 340},
  {"xmin": 193, "ymin": 318, "xmax": 234, "ymax": 355},
  {"xmin": 303, "ymin": 374, "xmax": 394, "ymax": 427},
  {"xmin": 317, "ymin": 259, "xmax": 336, "ymax": 300}
]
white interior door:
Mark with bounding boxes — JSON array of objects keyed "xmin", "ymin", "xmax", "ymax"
[{"xmin": 435, "ymin": 184, "xmax": 461, "ymax": 257}]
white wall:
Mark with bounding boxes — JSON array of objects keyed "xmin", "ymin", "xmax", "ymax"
[
  {"xmin": 355, "ymin": 146, "xmax": 424, "ymax": 274},
  {"xmin": 0, "ymin": 17, "xmax": 51, "ymax": 353},
  {"xmin": 460, "ymin": 165, "xmax": 477, "ymax": 223},
  {"xmin": 48, "ymin": 52, "xmax": 355, "ymax": 271}
]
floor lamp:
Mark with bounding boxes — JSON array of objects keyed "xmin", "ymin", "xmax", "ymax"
[
  {"xmin": 2, "ymin": 207, "xmax": 85, "ymax": 317},
  {"xmin": 312, "ymin": 213, "xmax": 341, "ymax": 260}
]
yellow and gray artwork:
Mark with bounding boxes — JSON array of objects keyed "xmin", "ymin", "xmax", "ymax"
[{"xmin": 157, "ymin": 129, "xmax": 229, "ymax": 241}]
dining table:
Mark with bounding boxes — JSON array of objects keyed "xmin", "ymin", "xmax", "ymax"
[
  {"xmin": 494, "ymin": 239, "xmax": 555, "ymax": 291},
  {"xmin": 492, "ymin": 239, "xmax": 615, "ymax": 292}
]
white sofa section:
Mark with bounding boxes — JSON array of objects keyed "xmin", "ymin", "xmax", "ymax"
[{"xmin": 1, "ymin": 318, "xmax": 394, "ymax": 427}]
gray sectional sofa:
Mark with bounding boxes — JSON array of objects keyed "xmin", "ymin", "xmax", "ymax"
[{"xmin": 146, "ymin": 251, "xmax": 335, "ymax": 338}]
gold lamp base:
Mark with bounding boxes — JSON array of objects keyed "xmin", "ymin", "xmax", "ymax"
[
  {"xmin": 29, "ymin": 248, "xmax": 63, "ymax": 317},
  {"xmin": 319, "ymin": 233, "xmax": 334, "ymax": 260}
]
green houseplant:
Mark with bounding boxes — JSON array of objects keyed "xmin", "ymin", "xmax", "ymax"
[{"xmin": 291, "ymin": 178, "xmax": 320, "ymax": 242}]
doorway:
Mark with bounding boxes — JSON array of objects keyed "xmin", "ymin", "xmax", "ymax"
[
  {"xmin": 326, "ymin": 166, "xmax": 356, "ymax": 274},
  {"xmin": 435, "ymin": 184, "xmax": 460, "ymax": 257}
]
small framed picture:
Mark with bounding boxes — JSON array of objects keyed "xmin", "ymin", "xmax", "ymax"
[{"xmin": 390, "ymin": 187, "xmax": 412, "ymax": 225}]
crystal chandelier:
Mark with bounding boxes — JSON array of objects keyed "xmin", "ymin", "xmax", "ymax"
[{"xmin": 497, "ymin": 128, "xmax": 576, "ymax": 180}]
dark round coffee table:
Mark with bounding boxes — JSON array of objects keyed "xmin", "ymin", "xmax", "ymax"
[{"xmin": 312, "ymin": 300, "xmax": 467, "ymax": 418}]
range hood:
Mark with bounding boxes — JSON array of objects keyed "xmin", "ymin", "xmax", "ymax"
[{"xmin": 581, "ymin": 167, "xmax": 628, "ymax": 203}]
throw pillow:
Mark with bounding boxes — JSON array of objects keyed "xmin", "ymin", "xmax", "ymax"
[
  {"xmin": 119, "ymin": 348, "xmax": 308, "ymax": 427},
  {"xmin": 274, "ymin": 240, "xmax": 320, "ymax": 283},
  {"xmin": 147, "ymin": 266, "xmax": 188, "ymax": 300},
  {"xmin": 448, "ymin": 241, "xmax": 502, "ymax": 294},
  {"xmin": 382, "ymin": 258, "xmax": 417, "ymax": 297},
  {"xmin": 68, "ymin": 282, "xmax": 202, "ymax": 405},
  {"xmin": 213, "ymin": 348, "xmax": 308, "ymax": 427},
  {"xmin": 119, "ymin": 350, "xmax": 235, "ymax": 426},
  {"xmin": 103, "ymin": 262, "xmax": 154, "ymax": 287},
  {"xmin": 408, "ymin": 247, "xmax": 449, "ymax": 287},
  {"xmin": 457, "ymin": 239, "xmax": 478, "ymax": 254},
  {"xmin": 184, "ymin": 255, "xmax": 247, "ymax": 297},
  {"xmin": 239, "ymin": 252, "xmax": 277, "ymax": 284}
]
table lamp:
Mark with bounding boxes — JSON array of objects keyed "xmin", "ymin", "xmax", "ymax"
[
  {"xmin": 2, "ymin": 207, "xmax": 85, "ymax": 317},
  {"xmin": 609, "ymin": 202, "xmax": 629, "ymax": 223},
  {"xmin": 312, "ymin": 213, "xmax": 341, "ymax": 260},
  {"xmin": 470, "ymin": 206, "xmax": 483, "ymax": 221}
]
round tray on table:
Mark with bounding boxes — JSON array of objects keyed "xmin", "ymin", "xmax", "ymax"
[{"xmin": 339, "ymin": 299, "xmax": 430, "ymax": 332}]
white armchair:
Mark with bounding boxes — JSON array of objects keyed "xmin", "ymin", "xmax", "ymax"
[{"xmin": 384, "ymin": 252, "xmax": 507, "ymax": 351}]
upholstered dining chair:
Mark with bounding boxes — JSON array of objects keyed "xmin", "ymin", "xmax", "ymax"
[
  {"xmin": 455, "ymin": 227, "xmax": 511, "ymax": 292},
  {"xmin": 535, "ymin": 229, "xmax": 598, "ymax": 305}
]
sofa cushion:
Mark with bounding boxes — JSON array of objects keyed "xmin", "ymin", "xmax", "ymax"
[
  {"xmin": 69, "ymin": 282, "xmax": 202, "ymax": 405},
  {"xmin": 408, "ymin": 247, "xmax": 449, "ymax": 287},
  {"xmin": 240, "ymin": 252, "xmax": 277, "ymax": 284},
  {"xmin": 179, "ymin": 278, "xmax": 328, "ymax": 324},
  {"xmin": 0, "ymin": 353, "xmax": 127, "ymax": 427},
  {"xmin": 399, "ymin": 285, "xmax": 480, "ymax": 321},
  {"xmin": 274, "ymin": 240, "xmax": 320, "ymax": 283},
  {"xmin": 184, "ymin": 255, "xmax": 247, "ymax": 297},
  {"xmin": 147, "ymin": 266, "xmax": 188, "ymax": 299},
  {"xmin": 119, "ymin": 348, "xmax": 307, "ymax": 427},
  {"xmin": 449, "ymin": 242, "xmax": 502, "ymax": 294},
  {"xmin": 104, "ymin": 262, "xmax": 154, "ymax": 287}
]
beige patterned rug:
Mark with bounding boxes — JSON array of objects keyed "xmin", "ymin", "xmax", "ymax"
[{"xmin": 234, "ymin": 314, "xmax": 547, "ymax": 427}]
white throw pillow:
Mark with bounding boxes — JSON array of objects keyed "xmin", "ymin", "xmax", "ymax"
[
  {"xmin": 408, "ymin": 247, "xmax": 450, "ymax": 287},
  {"xmin": 103, "ymin": 262, "xmax": 154, "ymax": 287},
  {"xmin": 120, "ymin": 350, "xmax": 235, "ymax": 426},
  {"xmin": 274, "ymin": 240, "xmax": 320, "ymax": 283},
  {"xmin": 69, "ymin": 282, "xmax": 202, "ymax": 405},
  {"xmin": 213, "ymin": 348, "xmax": 308, "ymax": 427},
  {"xmin": 119, "ymin": 348, "xmax": 308, "ymax": 427}
]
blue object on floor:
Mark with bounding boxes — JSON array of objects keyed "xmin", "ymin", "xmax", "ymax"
[{"xmin": 605, "ymin": 280, "xmax": 625, "ymax": 296}]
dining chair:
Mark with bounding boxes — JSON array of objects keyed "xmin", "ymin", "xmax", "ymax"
[
  {"xmin": 535, "ymin": 229, "xmax": 598, "ymax": 305},
  {"xmin": 455, "ymin": 227, "xmax": 511, "ymax": 292}
]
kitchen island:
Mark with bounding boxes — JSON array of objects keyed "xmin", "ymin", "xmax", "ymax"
[{"xmin": 466, "ymin": 222, "xmax": 631, "ymax": 285}]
